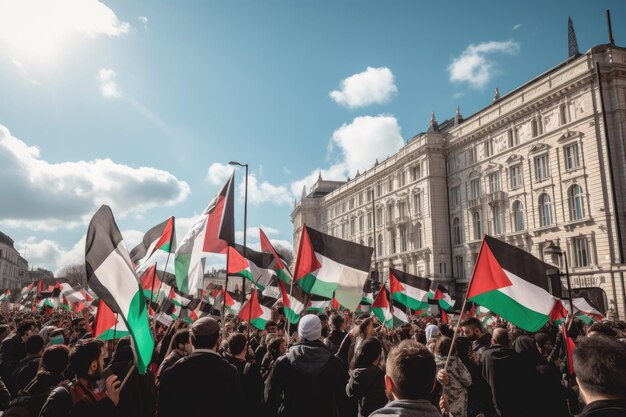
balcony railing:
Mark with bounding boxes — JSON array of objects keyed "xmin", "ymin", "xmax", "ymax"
[
  {"xmin": 486, "ymin": 190, "xmax": 506, "ymax": 204},
  {"xmin": 468, "ymin": 197, "xmax": 482, "ymax": 209}
]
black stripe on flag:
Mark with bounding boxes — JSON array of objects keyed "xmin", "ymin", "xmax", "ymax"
[
  {"xmin": 233, "ymin": 243, "xmax": 275, "ymax": 269},
  {"xmin": 218, "ymin": 173, "xmax": 236, "ymax": 246},
  {"xmin": 129, "ymin": 217, "xmax": 171, "ymax": 263},
  {"xmin": 389, "ymin": 268, "xmax": 431, "ymax": 291},
  {"xmin": 305, "ymin": 226, "xmax": 373, "ymax": 272}
]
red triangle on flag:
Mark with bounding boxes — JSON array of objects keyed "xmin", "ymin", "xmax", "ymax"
[
  {"xmin": 260, "ymin": 228, "xmax": 285, "ymax": 269},
  {"xmin": 467, "ymin": 238, "xmax": 513, "ymax": 299},
  {"xmin": 372, "ymin": 287, "xmax": 389, "ymax": 309},
  {"xmin": 294, "ymin": 225, "xmax": 322, "ymax": 280},
  {"xmin": 238, "ymin": 290, "xmax": 263, "ymax": 322},
  {"xmin": 93, "ymin": 299, "xmax": 118, "ymax": 339},
  {"xmin": 140, "ymin": 264, "xmax": 162, "ymax": 291},
  {"xmin": 389, "ymin": 270, "xmax": 405, "ymax": 295},
  {"xmin": 227, "ymin": 246, "xmax": 249, "ymax": 274}
]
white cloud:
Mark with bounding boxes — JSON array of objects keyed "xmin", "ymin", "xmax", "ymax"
[
  {"xmin": 242, "ymin": 175, "xmax": 293, "ymax": 206},
  {"xmin": 330, "ymin": 67, "xmax": 398, "ymax": 108},
  {"xmin": 138, "ymin": 16, "xmax": 149, "ymax": 30},
  {"xmin": 448, "ymin": 40, "xmax": 520, "ymax": 88},
  {"xmin": 206, "ymin": 162, "xmax": 234, "ymax": 185},
  {"xmin": 0, "ymin": 124, "xmax": 190, "ymax": 231},
  {"xmin": 235, "ymin": 226, "xmax": 280, "ymax": 241},
  {"xmin": 97, "ymin": 68, "xmax": 121, "ymax": 98},
  {"xmin": 512, "ymin": 24, "xmax": 522, "ymax": 31},
  {"xmin": 0, "ymin": 0, "xmax": 129, "ymax": 65}
]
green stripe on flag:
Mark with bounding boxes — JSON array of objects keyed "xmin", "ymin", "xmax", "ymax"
[
  {"xmin": 470, "ymin": 290, "xmax": 548, "ymax": 332},
  {"xmin": 122, "ymin": 291, "xmax": 154, "ymax": 374},
  {"xmin": 391, "ymin": 293, "xmax": 429, "ymax": 311},
  {"xmin": 297, "ymin": 274, "xmax": 337, "ymax": 298}
]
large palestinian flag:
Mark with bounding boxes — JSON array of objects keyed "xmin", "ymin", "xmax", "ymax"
[
  {"xmin": 175, "ymin": 173, "xmax": 235, "ymax": 294},
  {"xmin": 238, "ymin": 290, "xmax": 272, "ymax": 330},
  {"xmin": 391, "ymin": 299, "xmax": 410, "ymax": 327},
  {"xmin": 467, "ymin": 235, "xmax": 562, "ymax": 332},
  {"xmin": 294, "ymin": 225, "xmax": 373, "ymax": 311},
  {"xmin": 389, "ymin": 268, "xmax": 431, "ymax": 311},
  {"xmin": 429, "ymin": 284, "xmax": 455, "ymax": 312},
  {"xmin": 93, "ymin": 299, "xmax": 130, "ymax": 340},
  {"xmin": 279, "ymin": 281, "xmax": 305, "ymax": 324},
  {"xmin": 85, "ymin": 205, "xmax": 154, "ymax": 374},
  {"xmin": 260, "ymin": 228, "xmax": 292, "ymax": 284},
  {"xmin": 372, "ymin": 287, "xmax": 393, "ymax": 329},
  {"xmin": 227, "ymin": 245, "xmax": 276, "ymax": 290},
  {"xmin": 130, "ymin": 217, "xmax": 176, "ymax": 270}
]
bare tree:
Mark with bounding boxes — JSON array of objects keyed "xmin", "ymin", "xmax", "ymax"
[{"xmin": 57, "ymin": 263, "xmax": 87, "ymax": 287}]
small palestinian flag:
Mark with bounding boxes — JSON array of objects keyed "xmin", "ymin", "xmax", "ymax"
[
  {"xmin": 391, "ymin": 299, "xmax": 409, "ymax": 327},
  {"xmin": 0, "ymin": 289, "xmax": 10, "ymax": 302},
  {"xmin": 73, "ymin": 301, "xmax": 86, "ymax": 314},
  {"xmin": 294, "ymin": 225, "xmax": 373, "ymax": 311},
  {"xmin": 260, "ymin": 228, "xmax": 292, "ymax": 284},
  {"xmin": 85, "ymin": 205, "xmax": 154, "ymax": 374},
  {"xmin": 278, "ymin": 281, "xmax": 305, "ymax": 324},
  {"xmin": 223, "ymin": 290, "xmax": 241, "ymax": 314},
  {"xmin": 139, "ymin": 265, "xmax": 164, "ymax": 302},
  {"xmin": 306, "ymin": 294, "xmax": 331, "ymax": 312},
  {"xmin": 389, "ymin": 268, "xmax": 431, "ymax": 311},
  {"xmin": 467, "ymin": 235, "xmax": 562, "ymax": 332},
  {"xmin": 59, "ymin": 296, "xmax": 72, "ymax": 312},
  {"xmin": 228, "ymin": 245, "xmax": 276, "ymax": 290},
  {"xmin": 239, "ymin": 290, "xmax": 272, "ymax": 330},
  {"xmin": 355, "ymin": 304, "xmax": 371, "ymax": 314},
  {"xmin": 563, "ymin": 297, "xmax": 604, "ymax": 324},
  {"xmin": 93, "ymin": 299, "xmax": 130, "ymax": 340},
  {"xmin": 372, "ymin": 287, "xmax": 393, "ymax": 329},
  {"xmin": 130, "ymin": 217, "xmax": 176, "ymax": 270},
  {"xmin": 168, "ymin": 287, "xmax": 192, "ymax": 308},
  {"xmin": 56, "ymin": 279, "xmax": 87, "ymax": 304},
  {"xmin": 361, "ymin": 278, "xmax": 374, "ymax": 305},
  {"xmin": 176, "ymin": 173, "xmax": 235, "ymax": 294},
  {"xmin": 429, "ymin": 284, "xmax": 455, "ymax": 312}
]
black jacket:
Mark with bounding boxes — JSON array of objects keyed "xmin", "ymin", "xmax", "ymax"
[
  {"xmin": 158, "ymin": 350, "xmax": 242, "ymax": 417},
  {"xmin": 226, "ymin": 355, "xmax": 265, "ymax": 416},
  {"xmin": 482, "ymin": 345, "xmax": 530, "ymax": 417},
  {"xmin": 576, "ymin": 400, "xmax": 626, "ymax": 417},
  {"xmin": 346, "ymin": 366, "xmax": 387, "ymax": 417},
  {"xmin": 156, "ymin": 349, "xmax": 184, "ymax": 381},
  {"xmin": 5, "ymin": 373, "xmax": 62, "ymax": 417},
  {"xmin": 0, "ymin": 335, "xmax": 25, "ymax": 390},
  {"xmin": 472, "ymin": 333, "xmax": 492, "ymax": 360},
  {"xmin": 326, "ymin": 330, "xmax": 348, "ymax": 355},
  {"xmin": 11, "ymin": 355, "xmax": 40, "ymax": 395},
  {"xmin": 265, "ymin": 340, "xmax": 348, "ymax": 417},
  {"xmin": 39, "ymin": 380, "xmax": 117, "ymax": 417}
]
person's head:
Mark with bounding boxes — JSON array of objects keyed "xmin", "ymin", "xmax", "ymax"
[
  {"xmin": 170, "ymin": 329, "xmax": 192, "ymax": 355},
  {"xmin": 17, "ymin": 321, "xmax": 37, "ymax": 341},
  {"xmin": 191, "ymin": 317, "xmax": 221, "ymax": 350},
  {"xmin": 352, "ymin": 337, "xmax": 382, "ymax": 370},
  {"xmin": 25, "ymin": 334, "xmax": 45, "ymax": 356},
  {"xmin": 70, "ymin": 338, "xmax": 105, "ymax": 380},
  {"xmin": 425, "ymin": 324, "xmax": 440, "ymax": 342},
  {"xmin": 434, "ymin": 336, "xmax": 456, "ymax": 357},
  {"xmin": 39, "ymin": 344, "xmax": 70, "ymax": 377},
  {"xmin": 268, "ymin": 337, "xmax": 286, "ymax": 358},
  {"xmin": 264, "ymin": 320, "xmax": 277, "ymax": 335},
  {"xmin": 359, "ymin": 318, "xmax": 375, "ymax": 337},
  {"xmin": 460, "ymin": 317, "xmax": 484, "ymax": 341},
  {"xmin": 330, "ymin": 314, "xmax": 345, "ymax": 331},
  {"xmin": 298, "ymin": 314, "xmax": 322, "ymax": 342},
  {"xmin": 587, "ymin": 322, "xmax": 618, "ymax": 338},
  {"xmin": 228, "ymin": 333, "xmax": 247, "ymax": 358},
  {"xmin": 574, "ymin": 336, "xmax": 626, "ymax": 403},
  {"xmin": 492, "ymin": 328, "xmax": 510, "ymax": 347},
  {"xmin": 72, "ymin": 318, "xmax": 86, "ymax": 333},
  {"xmin": 385, "ymin": 340, "xmax": 436, "ymax": 401},
  {"xmin": 534, "ymin": 333, "xmax": 553, "ymax": 358}
]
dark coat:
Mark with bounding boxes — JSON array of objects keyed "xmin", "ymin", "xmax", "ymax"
[
  {"xmin": 226, "ymin": 355, "xmax": 265, "ymax": 416},
  {"xmin": 576, "ymin": 400, "xmax": 626, "ymax": 417},
  {"xmin": 482, "ymin": 345, "xmax": 531, "ymax": 417},
  {"xmin": 5, "ymin": 373, "xmax": 62, "ymax": 417},
  {"xmin": 158, "ymin": 350, "xmax": 242, "ymax": 417},
  {"xmin": 472, "ymin": 333, "xmax": 492, "ymax": 360},
  {"xmin": 156, "ymin": 349, "xmax": 184, "ymax": 381},
  {"xmin": 11, "ymin": 355, "xmax": 40, "ymax": 395},
  {"xmin": 326, "ymin": 330, "xmax": 348, "ymax": 355},
  {"xmin": 39, "ymin": 381, "xmax": 117, "ymax": 417},
  {"xmin": 265, "ymin": 340, "xmax": 348, "ymax": 417},
  {"xmin": 0, "ymin": 335, "xmax": 26, "ymax": 390},
  {"xmin": 346, "ymin": 366, "xmax": 387, "ymax": 417},
  {"xmin": 369, "ymin": 399, "xmax": 442, "ymax": 417}
]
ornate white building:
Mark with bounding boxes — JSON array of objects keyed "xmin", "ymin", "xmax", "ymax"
[
  {"xmin": 0, "ymin": 231, "xmax": 28, "ymax": 290},
  {"xmin": 292, "ymin": 40, "xmax": 626, "ymax": 320}
]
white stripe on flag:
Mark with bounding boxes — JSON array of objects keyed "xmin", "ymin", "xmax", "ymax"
[{"xmin": 501, "ymin": 269, "xmax": 556, "ymax": 316}]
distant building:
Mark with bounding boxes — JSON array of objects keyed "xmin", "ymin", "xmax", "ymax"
[
  {"xmin": 293, "ymin": 39, "xmax": 626, "ymax": 319},
  {"xmin": 26, "ymin": 268, "xmax": 54, "ymax": 285},
  {"xmin": 0, "ymin": 231, "xmax": 28, "ymax": 290}
]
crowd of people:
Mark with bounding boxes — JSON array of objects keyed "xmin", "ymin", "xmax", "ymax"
[{"xmin": 0, "ymin": 305, "xmax": 624, "ymax": 417}]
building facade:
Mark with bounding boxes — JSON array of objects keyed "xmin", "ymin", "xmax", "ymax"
[
  {"xmin": 292, "ymin": 43, "xmax": 626, "ymax": 319},
  {"xmin": 0, "ymin": 231, "xmax": 28, "ymax": 290}
]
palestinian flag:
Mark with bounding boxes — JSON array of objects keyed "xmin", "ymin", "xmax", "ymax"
[
  {"xmin": 278, "ymin": 281, "xmax": 304, "ymax": 324},
  {"xmin": 361, "ymin": 278, "xmax": 374, "ymax": 304},
  {"xmin": 72, "ymin": 301, "xmax": 86, "ymax": 314},
  {"xmin": 306, "ymin": 296, "xmax": 331, "ymax": 313},
  {"xmin": 59, "ymin": 296, "xmax": 72, "ymax": 312},
  {"xmin": 176, "ymin": 173, "xmax": 235, "ymax": 294},
  {"xmin": 19, "ymin": 283, "xmax": 35, "ymax": 300},
  {"xmin": 130, "ymin": 217, "xmax": 176, "ymax": 270},
  {"xmin": 355, "ymin": 304, "xmax": 371, "ymax": 314},
  {"xmin": 467, "ymin": 235, "xmax": 562, "ymax": 332},
  {"xmin": 294, "ymin": 225, "xmax": 373, "ymax": 311},
  {"xmin": 429, "ymin": 284, "xmax": 455, "ymax": 312},
  {"xmin": 260, "ymin": 228, "xmax": 292, "ymax": 284},
  {"xmin": 389, "ymin": 268, "xmax": 431, "ymax": 311},
  {"xmin": 56, "ymin": 279, "xmax": 87, "ymax": 304},
  {"xmin": 0, "ymin": 289, "xmax": 10, "ymax": 302},
  {"xmin": 93, "ymin": 299, "xmax": 130, "ymax": 340},
  {"xmin": 35, "ymin": 297, "xmax": 56, "ymax": 310},
  {"xmin": 228, "ymin": 245, "xmax": 276, "ymax": 290},
  {"xmin": 562, "ymin": 322, "xmax": 576, "ymax": 376},
  {"xmin": 391, "ymin": 299, "xmax": 409, "ymax": 327},
  {"xmin": 372, "ymin": 287, "xmax": 393, "ymax": 329},
  {"xmin": 223, "ymin": 290, "xmax": 241, "ymax": 314},
  {"xmin": 563, "ymin": 297, "xmax": 604, "ymax": 324},
  {"xmin": 85, "ymin": 205, "xmax": 154, "ymax": 374},
  {"xmin": 168, "ymin": 287, "xmax": 192, "ymax": 308},
  {"xmin": 239, "ymin": 290, "xmax": 272, "ymax": 330},
  {"xmin": 139, "ymin": 265, "xmax": 164, "ymax": 302}
]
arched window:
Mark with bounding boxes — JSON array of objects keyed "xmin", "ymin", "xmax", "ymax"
[
  {"xmin": 377, "ymin": 234, "xmax": 384, "ymax": 257},
  {"xmin": 491, "ymin": 204, "xmax": 504, "ymax": 235},
  {"xmin": 415, "ymin": 222, "xmax": 423, "ymax": 249},
  {"xmin": 452, "ymin": 217, "xmax": 462, "ymax": 245},
  {"xmin": 539, "ymin": 193, "xmax": 552, "ymax": 226},
  {"xmin": 390, "ymin": 230, "xmax": 397, "ymax": 254},
  {"xmin": 472, "ymin": 210, "xmax": 482, "ymax": 240},
  {"xmin": 368, "ymin": 237, "xmax": 373, "ymax": 249},
  {"xmin": 512, "ymin": 201, "xmax": 525, "ymax": 231},
  {"xmin": 568, "ymin": 184, "xmax": 585, "ymax": 220}
]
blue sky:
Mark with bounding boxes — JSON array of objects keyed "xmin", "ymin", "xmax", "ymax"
[{"xmin": 0, "ymin": 0, "xmax": 625, "ymax": 273}]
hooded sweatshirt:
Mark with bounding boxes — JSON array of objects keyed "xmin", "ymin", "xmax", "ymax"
[
  {"xmin": 347, "ymin": 366, "xmax": 387, "ymax": 417},
  {"xmin": 370, "ymin": 399, "xmax": 443, "ymax": 417}
]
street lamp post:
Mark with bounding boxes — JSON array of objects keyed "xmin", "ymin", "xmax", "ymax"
[{"xmin": 545, "ymin": 241, "xmax": 574, "ymax": 316}]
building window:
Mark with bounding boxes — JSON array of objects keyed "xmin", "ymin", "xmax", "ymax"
[
  {"xmin": 413, "ymin": 192, "xmax": 423, "ymax": 215},
  {"xmin": 387, "ymin": 205, "xmax": 394, "ymax": 223},
  {"xmin": 450, "ymin": 186, "xmax": 460, "ymax": 207},
  {"xmin": 390, "ymin": 231, "xmax": 397, "ymax": 254},
  {"xmin": 415, "ymin": 223, "xmax": 423, "ymax": 249},
  {"xmin": 349, "ymin": 199, "xmax": 354, "ymax": 210},
  {"xmin": 377, "ymin": 235, "xmax": 384, "ymax": 257},
  {"xmin": 388, "ymin": 178, "xmax": 394, "ymax": 192},
  {"xmin": 377, "ymin": 208, "xmax": 383, "ymax": 224},
  {"xmin": 534, "ymin": 155, "xmax": 549, "ymax": 181},
  {"xmin": 564, "ymin": 143, "xmax": 580, "ymax": 170},
  {"xmin": 573, "ymin": 237, "xmax": 590, "ymax": 267},
  {"xmin": 400, "ymin": 228, "xmax": 407, "ymax": 252},
  {"xmin": 358, "ymin": 193, "xmax": 363, "ymax": 206},
  {"xmin": 531, "ymin": 120, "xmax": 539, "ymax": 138},
  {"xmin": 452, "ymin": 217, "xmax": 462, "ymax": 245},
  {"xmin": 508, "ymin": 128, "xmax": 520, "ymax": 147},
  {"xmin": 377, "ymin": 183, "xmax": 382, "ymax": 197},
  {"xmin": 560, "ymin": 103, "xmax": 570, "ymax": 125},
  {"xmin": 568, "ymin": 184, "xmax": 585, "ymax": 221},
  {"xmin": 399, "ymin": 171, "xmax": 406, "ymax": 187},
  {"xmin": 484, "ymin": 139, "xmax": 494, "ymax": 157},
  {"xmin": 488, "ymin": 172, "xmax": 500, "ymax": 193},
  {"xmin": 512, "ymin": 200, "xmax": 525, "ymax": 231},
  {"xmin": 368, "ymin": 237, "xmax": 373, "ymax": 248},
  {"xmin": 367, "ymin": 213, "xmax": 373, "ymax": 229},
  {"xmin": 468, "ymin": 147, "xmax": 478, "ymax": 164},
  {"xmin": 350, "ymin": 219, "xmax": 356, "ymax": 236},
  {"xmin": 538, "ymin": 193, "xmax": 553, "ymax": 227},
  {"xmin": 470, "ymin": 179, "xmax": 481, "ymax": 199},
  {"xmin": 411, "ymin": 164, "xmax": 422, "ymax": 181},
  {"xmin": 455, "ymin": 255, "xmax": 465, "ymax": 279},
  {"xmin": 490, "ymin": 204, "xmax": 504, "ymax": 235},
  {"xmin": 358, "ymin": 216, "xmax": 364, "ymax": 232},
  {"xmin": 472, "ymin": 210, "xmax": 482, "ymax": 240},
  {"xmin": 510, "ymin": 164, "xmax": 523, "ymax": 189}
]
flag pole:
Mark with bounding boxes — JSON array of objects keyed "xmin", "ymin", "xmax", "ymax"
[
  {"xmin": 148, "ymin": 262, "xmax": 159, "ymax": 310},
  {"xmin": 221, "ymin": 246, "xmax": 230, "ymax": 336}
]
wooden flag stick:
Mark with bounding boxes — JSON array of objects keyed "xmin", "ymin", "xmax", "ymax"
[{"xmin": 119, "ymin": 364, "xmax": 135, "ymax": 391}]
